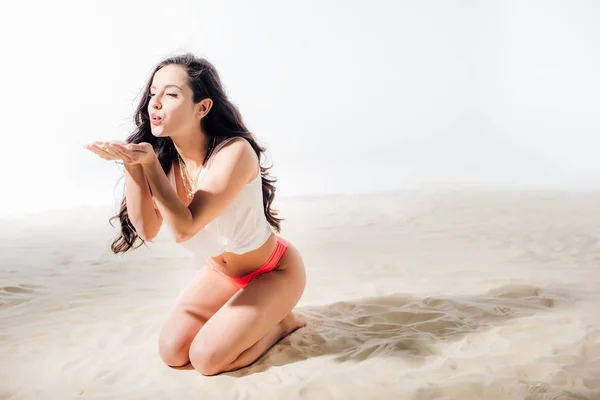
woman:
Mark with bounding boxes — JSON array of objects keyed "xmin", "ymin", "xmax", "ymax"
[{"xmin": 84, "ymin": 53, "xmax": 306, "ymax": 376}]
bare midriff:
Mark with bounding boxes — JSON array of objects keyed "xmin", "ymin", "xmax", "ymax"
[{"xmin": 208, "ymin": 232, "xmax": 278, "ymax": 278}]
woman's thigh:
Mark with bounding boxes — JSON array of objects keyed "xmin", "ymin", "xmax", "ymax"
[
  {"xmin": 189, "ymin": 243, "xmax": 306, "ymax": 372},
  {"xmin": 158, "ymin": 264, "xmax": 240, "ymax": 366}
]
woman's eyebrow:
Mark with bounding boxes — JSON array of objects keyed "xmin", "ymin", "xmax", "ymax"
[{"xmin": 150, "ymin": 84, "xmax": 183, "ymax": 90}]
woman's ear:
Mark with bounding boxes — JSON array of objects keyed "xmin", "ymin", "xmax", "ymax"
[{"xmin": 196, "ymin": 98, "xmax": 213, "ymax": 119}]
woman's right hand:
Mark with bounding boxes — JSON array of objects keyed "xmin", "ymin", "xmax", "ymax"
[{"xmin": 84, "ymin": 140, "xmax": 136, "ymax": 165}]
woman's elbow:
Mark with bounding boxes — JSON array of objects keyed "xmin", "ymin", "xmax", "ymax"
[
  {"xmin": 139, "ymin": 231, "xmax": 158, "ymax": 242},
  {"xmin": 173, "ymin": 232, "xmax": 191, "ymax": 244},
  {"xmin": 131, "ymin": 220, "xmax": 160, "ymax": 242},
  {"xmin": 173, "ymin": 226, "xmax": 200, "ymax": 243}
]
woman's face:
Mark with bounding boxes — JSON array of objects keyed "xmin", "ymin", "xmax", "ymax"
[{"xmin": 147, "ymin": 64, "xmax": 210, "ymax": 137}]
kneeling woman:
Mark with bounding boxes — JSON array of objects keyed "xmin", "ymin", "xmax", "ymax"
[{"xmin": 85, "ymin": 53, "xmax": 306, "ymax": 376}]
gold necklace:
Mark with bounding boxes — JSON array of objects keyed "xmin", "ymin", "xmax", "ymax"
[
  {"xmin": 177, "ymin": 154, "xmax": 199, "ymax": 199},
  {"xmin": 177, "ymin": 137, "xmax": 216, "ymax": 199}
]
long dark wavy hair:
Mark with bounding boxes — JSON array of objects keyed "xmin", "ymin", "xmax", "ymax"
[{"xmin": 109, "ymin": 53, "xmax": 282, "ymax": 253}]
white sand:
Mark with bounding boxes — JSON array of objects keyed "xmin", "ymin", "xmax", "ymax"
[{"xmin": 1, "ymin": 188, "xmax": 599, "ymax": 399}]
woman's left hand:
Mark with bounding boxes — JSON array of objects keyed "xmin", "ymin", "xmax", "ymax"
[
  {"xmin": 108, "ymin": 142, "xmax": 157, "ymax": 166},
  {"xmin": 85, "ymin": 141, "xmax": 157, "ymax": 166}
]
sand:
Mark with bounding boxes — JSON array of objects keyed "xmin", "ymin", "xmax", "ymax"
[{"xmin": 1, "ymin": 188, "xmax": 599, "ymax": 400}]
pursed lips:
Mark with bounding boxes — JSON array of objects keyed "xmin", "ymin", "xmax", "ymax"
[{"xmin": 151, "ymin": 113, "xmax": 163, "ymax": 124}]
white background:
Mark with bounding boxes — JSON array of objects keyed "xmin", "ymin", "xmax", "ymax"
[{"xmin": 1, "ymin": 0, "xmax": 599, "ymax": 216}]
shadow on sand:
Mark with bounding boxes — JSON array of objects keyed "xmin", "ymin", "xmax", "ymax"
[{"xmin": 225, "ymin": 283, "xmax": 573, "ymax": 377}]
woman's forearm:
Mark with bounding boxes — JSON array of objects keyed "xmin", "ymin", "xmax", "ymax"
[
  {"xmin": 142, "ymin": 158, "xmax": 193, "ymax": 240},
  {"xmin": 123, "ymin": 164, "xmax": 162, "ymax": 240}
]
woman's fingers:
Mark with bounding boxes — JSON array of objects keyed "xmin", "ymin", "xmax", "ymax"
[
  {"xmin": 104, "ymin": 146, "xmax": 127, "ymax": 161},
  {"xmin": 106, "ymin": 143, "xmax": 134, "ymax": 163},
  {"xmin": 85, "ymin": 141, "xmax": 128, "ymax": 162},
  {"xmin": 86, "ymin": 142, "xmax": 115, "ymax": 160},
  {"xmin": 85, "ymin": 140, "xmax": 152, "ymax": 165},
  {"xmin": 111, "ymin": 142, "xmax": 133, "ymax": 152},
  {"xmin": 111, "ymin": 143, "xmax": 141, "ymax": 161},
  {"xmin": 128, "ymin": 143, "xmax": 150, "ymax": 152}
]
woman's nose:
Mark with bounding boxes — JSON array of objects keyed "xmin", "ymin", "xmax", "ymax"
[{"xmin": 152, "ymin": 101, "xmax": 162, "ymax": 110}]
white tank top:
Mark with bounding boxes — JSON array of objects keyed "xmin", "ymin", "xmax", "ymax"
[{"xmin": 166, "ymin": 137, "xmax": 273, "ymax": 262}]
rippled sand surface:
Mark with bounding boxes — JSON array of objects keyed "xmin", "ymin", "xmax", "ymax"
[{"xmin": 1, "ymin": 189, "xmax": 599, "ymax": 399}]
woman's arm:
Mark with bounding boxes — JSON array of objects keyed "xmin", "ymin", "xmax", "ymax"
[
  {"xmin": 123, "ymin": 163, "xmax": 163, "ymax": 241},
  {"xmin": 141, "ymin": 159, "xmax": 194, "ymax": 243},
  {"xmin": 84, "ymin": 140, "xmax": 163, "ymax": 241},
  {"xmin": 141, "ymin": 139, "xmax": 256, "ymax": 243}
]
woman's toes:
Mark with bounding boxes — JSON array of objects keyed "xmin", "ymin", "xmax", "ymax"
[
  {"xmin": 281, "ymin": 312, "xmax": 306, "ymax": 335},
  {"xmin": 293, "ymin": 313, "xmax": 307, "ymax": 329}
]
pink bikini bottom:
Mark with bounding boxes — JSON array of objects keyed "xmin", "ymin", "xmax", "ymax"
[{"xmin": 211, "ymin": 236, "xmax": 290, "ymax": 289}]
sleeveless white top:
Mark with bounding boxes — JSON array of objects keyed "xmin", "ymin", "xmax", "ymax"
[{"xmin": 166, "ymin": 137, "xmax": 273, "ymax": 263}]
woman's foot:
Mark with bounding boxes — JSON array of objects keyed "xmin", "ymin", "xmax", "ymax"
[
  {"xmin": 280, "ymin": 312, "xmax": 307, "ymax": 337},
  {"xmin": 215, "ymin": 312, "xmax": 307, "ymax": 374}
]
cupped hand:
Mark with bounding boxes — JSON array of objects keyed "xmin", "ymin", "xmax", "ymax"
[{"xmin": 84, "ymin": 141, "xmax": 156, "ymax": 166}]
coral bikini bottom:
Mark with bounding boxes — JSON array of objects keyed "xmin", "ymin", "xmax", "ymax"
[{"xmin": 211, "ymin": 236, "xmax": 290, "ymax": 289}]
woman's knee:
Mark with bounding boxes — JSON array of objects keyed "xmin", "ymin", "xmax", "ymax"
[
  {"xmin": 158, "ymin": 329, "xmax": 194, "ymax": 367},
  {"xmin": 188, "ymin": 339, "xmax": 229, "ymax": 376}
]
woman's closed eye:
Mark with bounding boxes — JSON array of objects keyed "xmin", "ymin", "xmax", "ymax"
[{"xmin": 148, "ymin": 93, "xmax": 177, "ymax": 98}]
